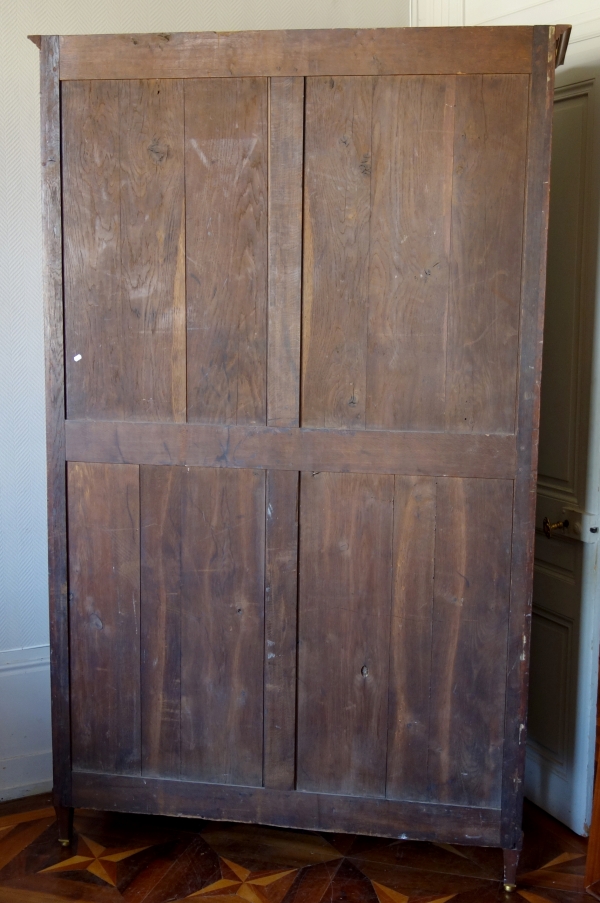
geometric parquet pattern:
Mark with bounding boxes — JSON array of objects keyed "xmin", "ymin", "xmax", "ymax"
[{"xmin": 0, "ymin": 796, "xmax": 589, "ymax": 903}]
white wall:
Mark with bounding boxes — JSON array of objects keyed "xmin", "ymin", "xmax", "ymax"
[{"xmin": 0, "ymin": 0, "xmax": 410, "ymax": 801}]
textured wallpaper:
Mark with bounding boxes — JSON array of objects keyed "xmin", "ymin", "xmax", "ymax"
[{"xmin": 0, "ymin": 0, "xmax": 410, "ymax": 653}]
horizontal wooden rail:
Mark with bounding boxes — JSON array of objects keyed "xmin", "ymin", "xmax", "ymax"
[
  {"xmin": 65, "ymin": 420, "xmax": 517, "ymax": 479},
  {"xmin": 58, "ymin": 27, "xmax": 535, "ymax": 80},
  {"xmin": 72, "ymin": 771, "xmax": 502, "ymax": 846}
]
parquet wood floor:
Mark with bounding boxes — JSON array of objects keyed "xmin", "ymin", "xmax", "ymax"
[{"xmin": 0, "ymin": 796, "xmax": 588, "ymax": 902}]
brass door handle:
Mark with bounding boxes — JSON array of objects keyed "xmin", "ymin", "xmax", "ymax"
[{"xmin": 543, "ymin": 516, "xmax": 569, "ymax": 538}]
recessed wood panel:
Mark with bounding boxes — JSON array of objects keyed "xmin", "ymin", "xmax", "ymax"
[
  {"xmin": 180, "ymin": 467, "xmax": 266, "ymax": 786},
  {"xmin": 386, "ymin": 476, "xmax": 436, "ymax": 802},
  {"xmin": 63, "ymin": 79, "xmax": 186, "ymax": 421},
  {"xmin": 367, "ymin": 77, "xmax": 454, "ymax": 431},
  {"xmin": 445, "ymin": 75, "xmax": 528, "ymax": 433},
  {"xmin": 185, "ymin": 78, "xmax": 268, "ymax": 425},
  {"xmin": 68, "ymin": 462, "xmax": 141, "ymax": 774},
  {"xmin": 141, "ymin": 465, "xmax": 183, "ymax": 778},
  {"xmin": 428, "ymin": 477, "xmax": 513, "ymax": 808},
  {"xmin": 301, "ymin": 77, "xmax": 373, "ymax": 429},
  {"xmin": 297, "ymin": 471, "xmax": 394, "ymax": 797}
]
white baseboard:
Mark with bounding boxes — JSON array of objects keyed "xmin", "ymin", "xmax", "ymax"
[
  {"xmin": 0, "ymin": 645, "xmax": 53, "ymax": 799},
  {"xmin": 0, "ymin": 751, "xmax": 53, "ymax": 802}
]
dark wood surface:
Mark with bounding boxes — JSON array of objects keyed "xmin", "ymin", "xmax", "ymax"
[
  {"xmin": 263, "ymin": 470, "xmax": 298, "ymax": 791},
  {"xmin": 64, "ymin": 420, "xmax": 517, "ymax": 479},
  {"xmin": 67, "ymin": 462, "xmax": 141, "ymax": 774},
  {"xmin": 62, "ymin": 79, "xmax": 186, "ymax": 421},
  {"xmin": 297, "ymin": 472, "xmax": 394, "ymax": 796},
  {"xmin": 43, "ymin": 25, "xmax": 558, "ymax": 856},
  {"xmin": 140, "ymin": 465, "xmax": 183, "ymax": 778},
  {"xmin": 500, "ymin": 25, "xmax": 556, "ymax": 851},
  {"xmin": 445, "ymin": 74, "xmax": 528, "ymax": 434},
  {"xmin": 367, "ymin": 76, "xmax": 454, "ymax": 431},
  {"xmin": 267, "ymin": 78, "xmax": 303, "ymax": 429},
  {"xmin": 58, "ymin": 28, "xmax": 535, "ymax": 80},
  {"xmin": 179, "ymin": 467, "xmax": 266, "ymax": 786},
  {"xmin": 40, "ymin": 34, "xmax": 71, "ymax": 810},
  {"xmin": 185, "ymin": 78, "xmax": 267, "ymax": 425},
  {"xmin": 70, "ymin": 772, "xmax": 502, "ymax": 847}
]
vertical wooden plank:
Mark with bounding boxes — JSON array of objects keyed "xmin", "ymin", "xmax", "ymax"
[
  {"xmin": 297, "ymin": 471, "xmax": 394, "ymax": 797},
  {"xmin": 267, "ymin": 77, "xmax": 304, "ymax": 428},
  {"xmin": 62, "ymin": 80, "xmax": 121, "ymax": 419},
  {"xmin": 428, "ymin": 477, "xmax": 513, "ymax": 808},
  {"xmin": 386, "ymin": 476, "xmax": 436, "ymax": 802},
  {"xmin": 445, "ymin": 74, "xmax": 529, "ymax": 434},
  {"xmin": 140, "ymin": 465, "xmax": 182, "ymax": 778},
  {"xmin": 367, "ymin": 76, "xmax": 454, "ymax": 431},
  {"xmin": 264, "ymin": 470, "xmax": 298, "ymax": 790},
  {"xmin": 68, "ymin": 463, "xmax": 141, "ymax": 774},
  {"xmin": 185, "ymin": 78, "xmax": 268, "ymax": 425},
  {"xmin": 180, "ymin": 468, "xmax": 265, "ymax": 786},
  {"xmin": 501, "ymin": 27, "xmax": 556, "ymax": 850},
  {"xmin": 119, "ymin": 79, "xmax": 186, "ymax": 421},
  {"xmin": 301, "ymin": 77, "xmax": 373, "ymax": 429},
  {"xmin": 63, "ymin": 79, "xmax": 186, "ymax": 422},
  {"xmin": 40, "ymin": 35, "xmax": 70, "ymax": 807}
]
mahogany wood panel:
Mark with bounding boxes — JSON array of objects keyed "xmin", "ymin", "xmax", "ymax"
[
  {"xmin": 185, "ymin": 78, "xmax": 267, "ymax": 425},
  {"xmin": 302, "ymin": 76, "xmax": 373, "ymax": 429},
  {"xmin": 267, "ymin": 77, "xmax": 304, "ymax": 429},
  {"xmin": 67, "ymin": 462, "xmax": 141, "ymax": 774},
  {"xmin": 297, "ymin": 472, "xmax": 394, "ymax": 796},
  {"xmin": 71, "ymin": 772, "xmax": 502, "ymax": 847},
  {"xmin": 65, "ymin": 420, "xmax": 517, "ymax": 480},
  {"xmin": 445, "ymin": 74, "xmax": 528, "ymax": 433},
  {"xmin": 62, "ymin": 80, "xmax": 186, "ymax": 421},
  {"xmin": 263, "ymin": 470, "xmax": 299, "ymax": 791},
  {"xmin": 386, "ymin": 476, "xmax": 436, "ymax": 802},
  {"xmin": 58, "ymin": 28, "xmax": 534, "ymax": 80},
  {"xmin": 40, "ymin": 35, "xmax": 71, "ymax": 807},
  {"xmin": 180, "ymin": 467, "xmax": 266, "ymax": 786},
  {"xmin": 501, "ymin": 26, "xmax": 555, "ymax": 850},
  {"xmin": 140, "ymin": 466, "xmax": 182, "ymax": 778},
  {"xmin": 367, "ymin": 77, "xmax": 454, "ymax": 431},
  {"xmin": 428, "ymin": 478, "xmax": 513, "ymax": 808}
]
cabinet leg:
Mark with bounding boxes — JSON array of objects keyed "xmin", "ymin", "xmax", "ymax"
[
  {"xmin": 503, "ymin": 848, "xmax": 520, "ymax": 892},
  {"xmin": 55, "ymin": 805, "xmax": 74, "ymax": 847}
]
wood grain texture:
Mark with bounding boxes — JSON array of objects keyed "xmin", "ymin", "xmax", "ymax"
[
  {"xmin": 118, "ymin": 79, "xmax": 186, "ymax": 421},
  {"xmin": 445, "ymin": 74, "xmax": 529, "ymax": 434},
  {"xmin": 297, "ymin": 472, "xmax": 394, "ymax": 797},
  {"xmin": 40, "ymin": 34, "xmax": 71, "ymax": 808},
  {"xmin": 141, "ymin": 465, "xmax": 182, "ymax": 778},
  {"xmin": 180, "ymin": 467, "xmax": 265, "ymax": 786},
  {"xmin": 428, "ymin": 478, "xmax": 513, "ymax": 809},
  {"xmin": 71, "ymin": 771, "xmax": 502, "ymax": 846},
  {"xmin": 264, "ymin": 470, "xmax": 299, "ymax": 790},
  {"xmin": 59, "ymin": 28, "xmax": 535, "ymax": 80},
  {"xmin": 63, "ymin": 79, "xmax": 185, "ymax": 421},
  {"xmin": 367, "ymin": 77, "xmax": 454, "ymax": 431},
  {"xmin": 65, "ymin": 419, "xmax": 518, "ymax": 480},
  {"xmin": 386, "ymin": 476, "xmax": 436, "ymax": 802},
  {"xmin": 302, "ymin": 76, "xmax": 373, "ymax": 429},
  {"xmin": 62, "ymin": 79, "xmax": 120, "ymax": 418},
  {"xmin": 68, "ymin": 462, "xmax": 141, "ymax": 775},
  {"xmin": 500, "ymin": 26, "xmax": 556, "ymax": 850},
  {"xmin": 185, "ymin": 78, "xmax": 267, "ymax": 425},
  {"xmin": 267, "ymin": 77, "xmax": 303, "ymax": 428}
]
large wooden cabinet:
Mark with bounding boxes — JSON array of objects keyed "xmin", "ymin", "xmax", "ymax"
[{"xmin": 38, "ymin": 25, "xmax": 566, "ymax": 882}]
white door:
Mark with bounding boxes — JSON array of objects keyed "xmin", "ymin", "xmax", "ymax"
[{"xmin": 526, "ymin": 69, "xmax": 600, "ymax": 835}]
